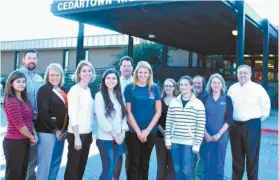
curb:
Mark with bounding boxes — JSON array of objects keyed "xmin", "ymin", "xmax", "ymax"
[{"xmin": 261, "ymin": 128, "xmax": 278, "ymax": 135}]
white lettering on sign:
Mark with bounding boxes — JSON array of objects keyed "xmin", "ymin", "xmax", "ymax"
[{"xmin": 57, "ymin": 0, "xmax": 134, "ymax": 11}]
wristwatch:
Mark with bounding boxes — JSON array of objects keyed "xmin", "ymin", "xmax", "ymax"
[
  {"xmin": 216, "ymin": 133, "xmax": 221, "ymax": 138},
  {"xmin": 56, "ymin": 130, "xmax": 62, "ymax": 137}
]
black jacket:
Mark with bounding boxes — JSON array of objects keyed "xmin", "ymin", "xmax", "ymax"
[{"xmin": 35, "ymin": 83, "xmax": 68, "ymax": 133}]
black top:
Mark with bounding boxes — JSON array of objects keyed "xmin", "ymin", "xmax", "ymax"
[
  {"xmin": 181, "ymin": 96, "xmax": 189, "ymax": 108},
  {"xmin": 35, "ymin": 83, "xmax": 68, "ymax": 133},
  {"xmin": 157, "ymin": 100, "xmax": 169, "ymax": 138}
]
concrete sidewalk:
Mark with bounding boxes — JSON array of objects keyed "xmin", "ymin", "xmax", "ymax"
[{"xmin": 262, "ymin": 108, "xmax": 278, "ymax": 134}]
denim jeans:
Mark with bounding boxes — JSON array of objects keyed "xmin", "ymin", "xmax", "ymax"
[
  {"xmin": 193, "ymin": 149, "xmax": 205, "ymax": 180},
  {"xmin": 37, "ymin": 133, "xmax": 64, "ymax": 180},
  {"xmin": 96, "ymin": 139, "xmax": 124, "ymax": 180},
  {"xmin": 202, "ymin": 141, "xmax": 228, "ymax": 180},
  {"xmin": 170, "ymin": 144, "xmax": 194, "ymax": 180}
]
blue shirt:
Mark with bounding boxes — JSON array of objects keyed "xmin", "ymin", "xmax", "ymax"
[
  {"xmin": 19, "ymin": 67, "xmax": 43, "ymax": 114},
  {"xmin": 124, "ymin": 83, "xmax": 161, "ymax": 133},
  {"xmin": 204, "ymin": 95, "xmax": 233, "ymax": 142}
]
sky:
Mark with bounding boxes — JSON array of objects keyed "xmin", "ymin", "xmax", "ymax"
[{"xmin": 0, "ymin": 0, "xmax": 278, "ymax": 41}]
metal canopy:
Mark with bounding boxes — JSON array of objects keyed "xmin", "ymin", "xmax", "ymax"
[{"xmin": 51, "ymin": 0, "xmax": 278, "ymax": 55}]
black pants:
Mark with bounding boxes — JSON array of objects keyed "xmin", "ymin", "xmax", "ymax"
[
  {"xmin": 3, "ymin": 138, "xmax": 30, "ymax": 180},
  {"xmin": 155, "ymin": 137, "xmax": 174, "ymax": 180},
  {"xmin": 64, "ymin": 132, "xmax": 93, "ymax": 180},
  {"xmin": 229, "ymin": 118, "xmax": 261, "ymax": 180},
  {"xmin": 126, "ymin": 132, "xmax": 156, "ymax": 180}
]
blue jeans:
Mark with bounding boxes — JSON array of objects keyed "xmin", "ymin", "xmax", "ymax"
[
  {"xmin": 37, "ymin": 133, "xmax": 64, "ymax": 180},
  {"xmin": 96, "ymin": 139, "xmax": 124, "ymax": 180},
  {"xmin": 171, "ymin": 144, "xmax": 194, "ymax": 180},
  {"xmin": 202, "ymin": 141, "xmax": 228, "ymax": 180}
]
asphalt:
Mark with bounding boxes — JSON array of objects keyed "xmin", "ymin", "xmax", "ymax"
[{"xmin": 0, "ymin": 108, "xmax": 278, "ymax": 179}]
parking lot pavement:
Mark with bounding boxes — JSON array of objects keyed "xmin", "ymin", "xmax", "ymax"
[
  {"xmin": 54, "ymin": 133, "xmax": 278, "ymax": 180},
  {"xmin": 0, "ymin": 108, "xmax": 278, "ymax": 179}
]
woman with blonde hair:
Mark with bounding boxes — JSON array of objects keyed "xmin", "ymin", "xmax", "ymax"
[
  {"xmin": 36, "ymin": 63, "xmax": 68, "ymax": 180},
  {"xmin": 64, "ymin": 60, "xmax": 96, "ymax": 180},
  {"xmin": 201, "ymin": 73, "xmax": 233, "ymax": 180},
  {"xmin": 124, "ymin": 61, "xmax": 162, "ymax": 180}
]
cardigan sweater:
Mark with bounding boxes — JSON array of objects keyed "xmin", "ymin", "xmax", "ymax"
[
  {"xmin": 165, "ymin": 94, "xmax": 206, "ymax": 152},
  {"xmin": 35, "ymin": 83, "xmax": 68, "ymax": 133}
]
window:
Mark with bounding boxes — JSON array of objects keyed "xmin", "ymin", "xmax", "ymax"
[{"xmin": 192, "ymin": 53, "xmax": 198, "ymax": 67}]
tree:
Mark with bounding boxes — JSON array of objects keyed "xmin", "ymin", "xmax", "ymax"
[{"xmin": 112, "ymin": 41, "xmax": 174, "ymax": 70}]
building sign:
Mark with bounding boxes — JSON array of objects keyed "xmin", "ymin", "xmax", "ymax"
[{"xmin": 56, "ymin": 0, "xmax": 134, "ymax": 11}]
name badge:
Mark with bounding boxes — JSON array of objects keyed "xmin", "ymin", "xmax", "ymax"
[{"xmin": 220, "ymin": 101, "xmax": 226, "ymax": 105}]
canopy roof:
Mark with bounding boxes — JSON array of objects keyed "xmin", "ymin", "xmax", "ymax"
[{"xmin": 51, "ymin": 0, "xmax": 278, "ymax": 55}]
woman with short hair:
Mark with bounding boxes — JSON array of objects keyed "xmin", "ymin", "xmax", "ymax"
[
  {"xmin": 124, "ymin": 61, "xmax": 162, "ymax": 180},
  {"xmin": 3, "ymin": 70, "xmax": 37, "ymax": 180},
  {"xmin": 36, "ymin": 63, "xmax": 68, "ymax": 180},
  {"xmin": 64, "ymin": 60, "xmax": 96, "ymax": 180}
]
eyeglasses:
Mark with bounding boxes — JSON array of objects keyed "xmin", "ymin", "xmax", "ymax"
[{"xmin": 164, "ymin": 85, "xmax": 174, "ymax": 88}]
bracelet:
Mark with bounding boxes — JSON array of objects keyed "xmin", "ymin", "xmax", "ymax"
[{"xmin": 216, "ymin": 133, "xmax": 221, "ymax": 138}]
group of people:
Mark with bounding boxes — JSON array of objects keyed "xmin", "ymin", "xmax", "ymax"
[{"xmin": 2, "ymin": 49, "xmax": 271, "ymax": 180}]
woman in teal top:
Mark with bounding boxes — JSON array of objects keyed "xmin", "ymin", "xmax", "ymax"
[{"xmin": 124, "ymin": 61, "xmax": 162, "ymax": 180}]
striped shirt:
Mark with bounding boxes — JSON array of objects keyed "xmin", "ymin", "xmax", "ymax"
[
  {"xmin": 4, "ymin": 98, "xmax": 34, "ymax": 139},
  {"xmin": 165, "ymin": 94, "xmax": 206, "ymax": 152}
]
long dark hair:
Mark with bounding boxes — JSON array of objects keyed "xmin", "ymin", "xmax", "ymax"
[
  {"xmin": 4, "ymin": 70, "xmax": 28, "ymax": 103},
  {"xmin": 100, "ymin": 69, "xmax": 126, "ymax": 119}
]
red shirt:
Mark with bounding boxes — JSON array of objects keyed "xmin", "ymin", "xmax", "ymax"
[{"xmin": 4, "ymin": 98, "xmax": 34, "ymax": 139}]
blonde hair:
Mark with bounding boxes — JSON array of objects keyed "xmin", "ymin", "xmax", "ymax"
[
  {"xmin": 205, "ymin": 73, "xmax": 227, "ymax": 95},
  {"xmin": 133, "ymin": 61, "xmax": 154, "ymax": 89},
  {"xmin": 44, "ymin": 63, "xmax": 65, "ymax": 87},
  {"xmin": 73, "ymin": 60, "xmax": 96, "ymax": 83}
]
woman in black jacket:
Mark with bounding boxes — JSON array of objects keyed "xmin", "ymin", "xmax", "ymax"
[{"xmin": 35, "ymin": 63, "xmax": 68, "ymax": 180}]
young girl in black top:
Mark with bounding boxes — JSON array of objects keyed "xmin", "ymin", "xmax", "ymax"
[{"xmin": 156, "ymin": 78, "xmax": 177, "ymax": 180}]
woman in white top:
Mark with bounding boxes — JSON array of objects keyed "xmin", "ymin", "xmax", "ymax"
[
  {"xmin": 64, "ymin": 60, "xmax": 96, "ymax": 180},
  {"xmin": 95, "ymin": 69, "xmax": 128, "ymax": 180}
]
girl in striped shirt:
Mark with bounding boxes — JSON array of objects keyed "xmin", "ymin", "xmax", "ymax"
[{"xmin": 165, "ymin": 76, "xmax": 205, "ymax": 180}]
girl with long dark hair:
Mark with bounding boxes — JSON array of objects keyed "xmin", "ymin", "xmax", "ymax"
[
  {"xmin": 95, "ymin": 69, "xmax": 128, "ymax": 180},
  {"xmin": 3, "ymin": 70, "xmax": 37, "ymax": 180}
]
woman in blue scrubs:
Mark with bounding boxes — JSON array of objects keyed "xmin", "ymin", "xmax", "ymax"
[{"xmin": 201, "ymin": 73, "xmax": 233, "ymax": 180}]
